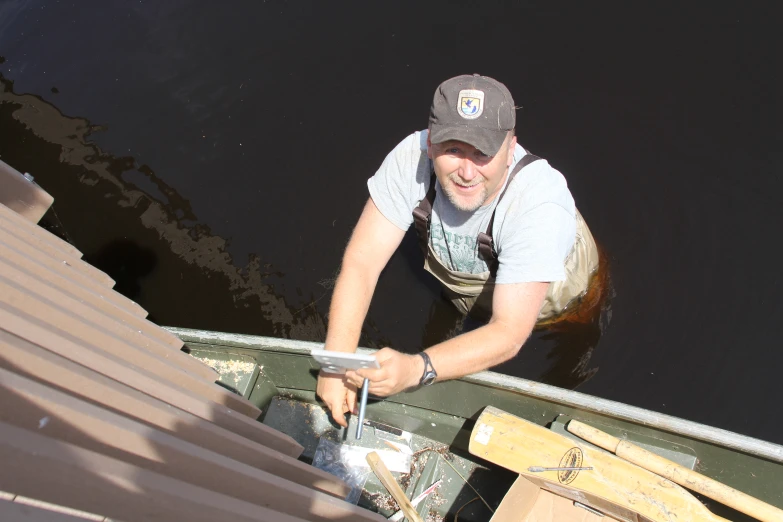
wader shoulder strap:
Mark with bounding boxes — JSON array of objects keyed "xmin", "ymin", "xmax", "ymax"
[
  {"xmin": 412, "ymin": 174, "xmax": 437, "ymax": 256},
  {"xmin": 412, "ymin": 152, "xmax": 542, "ymax": 266},
  {"xmin": 477, "ymin": 153, "xmax": 541, "ymax": 275}
]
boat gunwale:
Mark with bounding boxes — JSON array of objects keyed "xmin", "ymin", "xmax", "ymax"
[{"xmin": 165, "ymin": 326, "xmax": 783, "ymax": 464}]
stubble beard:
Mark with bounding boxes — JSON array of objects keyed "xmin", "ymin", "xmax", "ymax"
[{"xmin": 443, "ymin": 174, "xmax": 488, "ymax": 212}]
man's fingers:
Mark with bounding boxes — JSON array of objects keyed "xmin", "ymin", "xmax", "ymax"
[
  {"xmin": 367, "ymin": 382, "xmax": 393, "ymax": 397},
  {"xmin": 354, "ymin": 367, "xmax": 385, "ymax": 381},
  {"xmin": 374, "ymin": 347, "xmax": 396, "ymax": 362},
  {"xmin": 328, "ymin": 400, "xmax": 348, "ymax": 428},
  {"xmin": 344, "ymin": 370, "xmax": 394, "ymax": 393},
  {"xmin": 345, "ymin": 369, "xmax": 365, "ymax": 388},
  {"xmin": 345, "ymin": 387, "xmax": 358, "ymax": 415}
]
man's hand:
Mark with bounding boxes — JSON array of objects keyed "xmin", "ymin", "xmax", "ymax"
[
  {"xmin": 316, "ymin": 371, "xmax": 358, "ymax": 428},
  {"xmin": 345, "ymin": 348, "xmax": 424, "ymax": 397}
]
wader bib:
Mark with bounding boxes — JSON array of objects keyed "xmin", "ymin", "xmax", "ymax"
[{"xmin": 413, "ymin": 154, "xmax": 599, "ymax": 323}]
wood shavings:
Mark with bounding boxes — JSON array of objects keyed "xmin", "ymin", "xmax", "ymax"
[
  {"xmin": 425, "ymin": 510, "xmax": 444, "ymax": 522},
  {"xmin": 366, "ymin": 491, "xmax": 398, "ymax": 512},
  {"xmin": 193, "ymin": 357, "xmax": 256, "ymax": 385}
]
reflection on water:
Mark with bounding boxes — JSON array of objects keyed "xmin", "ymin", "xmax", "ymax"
[
  {"xmin": 0, "ymin": 69, "xmax": 609, "ymax": 389},
  {"xmin": 0, "ymin": 70, "xmax": 327, "ymax": 340}
]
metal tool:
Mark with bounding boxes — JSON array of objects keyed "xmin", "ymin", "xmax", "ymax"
[
  {"xmin": 356, "ymin": 378, "xmax": 369, "ymax": 439},
  {"xmin": 528, "ymin": 466, "xmax": 593, "ymax": 472},
  {"xmin": 363, "ymin": 418, "xmax": 404, "ymax": 436}
]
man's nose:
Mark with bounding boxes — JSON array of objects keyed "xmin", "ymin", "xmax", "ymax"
[{"xmin": 460, "ymin": 158, "xmax": 478, "ymax": 180}]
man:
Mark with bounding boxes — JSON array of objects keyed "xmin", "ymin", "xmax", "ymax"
[{"xmin": 317, "ymin": 74, "xmax": 599, "ymax": 427}]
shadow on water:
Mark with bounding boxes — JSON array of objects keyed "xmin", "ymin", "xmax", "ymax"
[{"xmin": 85, "ymin": 239, "xmax": 157, "ymax": 303}]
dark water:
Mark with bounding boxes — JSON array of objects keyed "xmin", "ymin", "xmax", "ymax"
[{"xmin": 1, "ymin": 1, "xmax": 781, "ymax": 444}]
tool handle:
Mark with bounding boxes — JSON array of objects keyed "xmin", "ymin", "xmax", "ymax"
[
  {"xmin": 568, "ymin": 420, "xmax": 783, "ymax": 522},
  {"xmin": 567, "ymin": 420, "xmax": 621, "ymax": 452},
  {"xmin": 366, "ymin": 451, "xmax": 423, "ymax": 522}
]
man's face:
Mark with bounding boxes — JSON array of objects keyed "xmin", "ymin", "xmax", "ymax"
[{"xmin": 427, "ymin": 133, "xmax": 517, "ymax": 212}]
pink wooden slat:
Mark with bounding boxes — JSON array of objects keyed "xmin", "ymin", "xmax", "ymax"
[
  {"xmin": 0, "ymin": 203, "xmax": 81, "ymax": 257},
  {"xmin": 0, "ymin": 241, "xmax": 145, "ymax": 317},
  {"xmin": 0, "ymin": 371, "xmax": 384, "ymax": 522},
  {"xmin": 0, "ymin": 283, "xmax": 259, "ymax": 417},
  {"xmin": 0, "ymin": 330, "xmax": 348, "ymax": 499},
  {"xmin": 1, "ymin": 262, "xmax": 215, "ymax": 380},
  {"xmin": 0, "ymin": 421, "xmax": 308, "ymax": 522},
  {"xmin": 0, "ymin": 227, "xmax": 113, "ymax": 287},
  {"xmin": 0, "ymin": 305, "xmax": 301, "ymax": 457}
]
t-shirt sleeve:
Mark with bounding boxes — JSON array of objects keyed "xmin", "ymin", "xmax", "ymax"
[
  {"xmin": 367, "ymin": 132, "xmax": 429, "ymax": 231},
  {"xmin": 494, "ymin": 202, "xmax": 576, "ymax": 284}
]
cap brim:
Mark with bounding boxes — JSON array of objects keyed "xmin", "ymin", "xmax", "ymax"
[{"xmin": 429, "ymin": 124, "xmax": 508, "ymax": 157}]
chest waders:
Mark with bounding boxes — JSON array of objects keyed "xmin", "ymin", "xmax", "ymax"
[{"xmin": 412, "ymin": 154, "xmax": 600, "ymax": 324}]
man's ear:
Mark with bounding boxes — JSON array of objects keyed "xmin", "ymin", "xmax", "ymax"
[
  {"xmin": 426, "ymin": 134, "xmax": 433, "ymax": 159},
  {"xmin": 507, "ymin": 135, "xmax": 517, "ymax": 166}
]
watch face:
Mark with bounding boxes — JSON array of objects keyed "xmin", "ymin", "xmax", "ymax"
[{"xmin": 421, "ymin": 370, "xmax": 437, "ymax": 386}]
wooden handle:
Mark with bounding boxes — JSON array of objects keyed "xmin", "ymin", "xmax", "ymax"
[
  {"xmin": 470, "ymin": 406, "xmax": 728, "ymax": 522},
  {"xmin": 566, "ymin": 419, "xmax": 621, "ymax": 453},
  {"xmin": 567, "ymin": 420, "xmax": 783, "ymax": 522},
  {"xmin": 366, "ymin": 451, "xmax": 423, "ymax": 522}
]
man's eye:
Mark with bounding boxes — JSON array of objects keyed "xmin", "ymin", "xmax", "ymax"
[
  {"xmin": 446, "ymin": 148, "xmax": 460, "ymax": 154},
  {"xmin": 476, "ymin": 151, "xmax": 490, "ymax": 159}
]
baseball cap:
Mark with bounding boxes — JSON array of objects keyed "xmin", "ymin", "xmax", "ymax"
[{"xmin": 428, "ymin": 74, "xmax": 516, "ymax": 156}]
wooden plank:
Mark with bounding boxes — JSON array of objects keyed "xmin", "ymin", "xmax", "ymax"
[
  {"xmin": 0, "ymin": 306, "xmax": 302, "ymax": 457},
  {"xmin": 0, "ymin": 161, "xmax": 54, "ymax": 223},
  {"xmin": 568, "ymin": 420, "xmax": 783, "ymax": 522},
  {"xmin": 0, "ymin": 330, "xmax": 348, "ymax": 499},
  {"xmin": 11, "ymin": 497, "xmax": 104, "ymax": 521},
  {"xmin": 0, "ymin": 203, "xmax": 81, "ymax": 257},
  {"xmin": 0, "ymin": 371, "xmax": 385, "ymax": 522},
  {"xmin": 0, "ymin": 274, "xmax": 199, "ymax": 385},
  {"xmin": 0, "ymin": 227, "xmax": 113, "ymax": 287},
  {"xmin": 0, "ymin": 421, "xmax": 308, "ymax": 522},
  {"xmin": 0, "ymin": 219, "xmax": 86, "ymax": 275},
  {"xmin": 469, "ymin": 406, "xmax": 729, "ymax": 522},
  {"xmin": 366, "ymin": 451, "xmax": 423, "ymax": 522},
  {"xmin": 0, "ymin": 284, "xmax": 259, "ymax": 417},
  {"xmin": 0, "ymin": 241, "xmax": 144, "ymax": 317},
  {"xmin": 0, "ymin": 255, "xmax": 184, "ymax": 349},
  {"xmin": 0, "ymin": 498, "xmax": 100, "ymax": 521},
  {"xmin": 0, "ymin": 263, "xmax": 214, "ymax": 379}
]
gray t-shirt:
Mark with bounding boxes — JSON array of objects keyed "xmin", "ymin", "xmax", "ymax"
[{"xmin": 367, "ymin": 130, "xmax": 576, "ymax": 284}]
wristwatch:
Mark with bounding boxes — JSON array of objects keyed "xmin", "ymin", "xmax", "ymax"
[{"xmin": 418, "ymin": 352, "xmax": 437, "ymax": 386}]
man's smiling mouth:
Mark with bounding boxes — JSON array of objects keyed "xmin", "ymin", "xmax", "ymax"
[{"xmin": 450, "ymin": 176, "xmax": 483, "ymax": 189}]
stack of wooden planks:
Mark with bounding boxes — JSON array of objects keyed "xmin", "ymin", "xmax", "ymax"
[{"xmin": 0, "ymin": 166, "xmax": 384, "ymax": 521}]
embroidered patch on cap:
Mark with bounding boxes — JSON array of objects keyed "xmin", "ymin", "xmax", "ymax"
[{"xmin": 457, "ymin": 89, "xmax": 484, "ymax": 120}]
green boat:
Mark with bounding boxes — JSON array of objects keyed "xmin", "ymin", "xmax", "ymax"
[{"xmin": 167, "ymin": 326, "xmax": 783, "ymax": 522}]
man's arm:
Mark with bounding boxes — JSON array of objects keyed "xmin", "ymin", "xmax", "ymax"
[
  {"xmin": 324, "ymin": 197, "xmax": 406, "ymax": 352},
  {"xmin": 349, "ymin": 281, "xmax": 549, "ymax": 395},
  {"xmin": 425, "ymin": 281, "xmax": 549, "ymax": 378},
  {"xmin": 317, "ymin": 197, "xmax": 406, "ymax": 426}
]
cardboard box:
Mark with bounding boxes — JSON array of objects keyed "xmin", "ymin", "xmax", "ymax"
[{"xmin": 491, "ymin": 476, "xmax": 625, "ymax": 522}]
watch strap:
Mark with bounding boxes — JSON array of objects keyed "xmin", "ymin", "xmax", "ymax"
[{"xmin": 418, "ymin": 351, "xmax": 437, "ymax": 385}]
